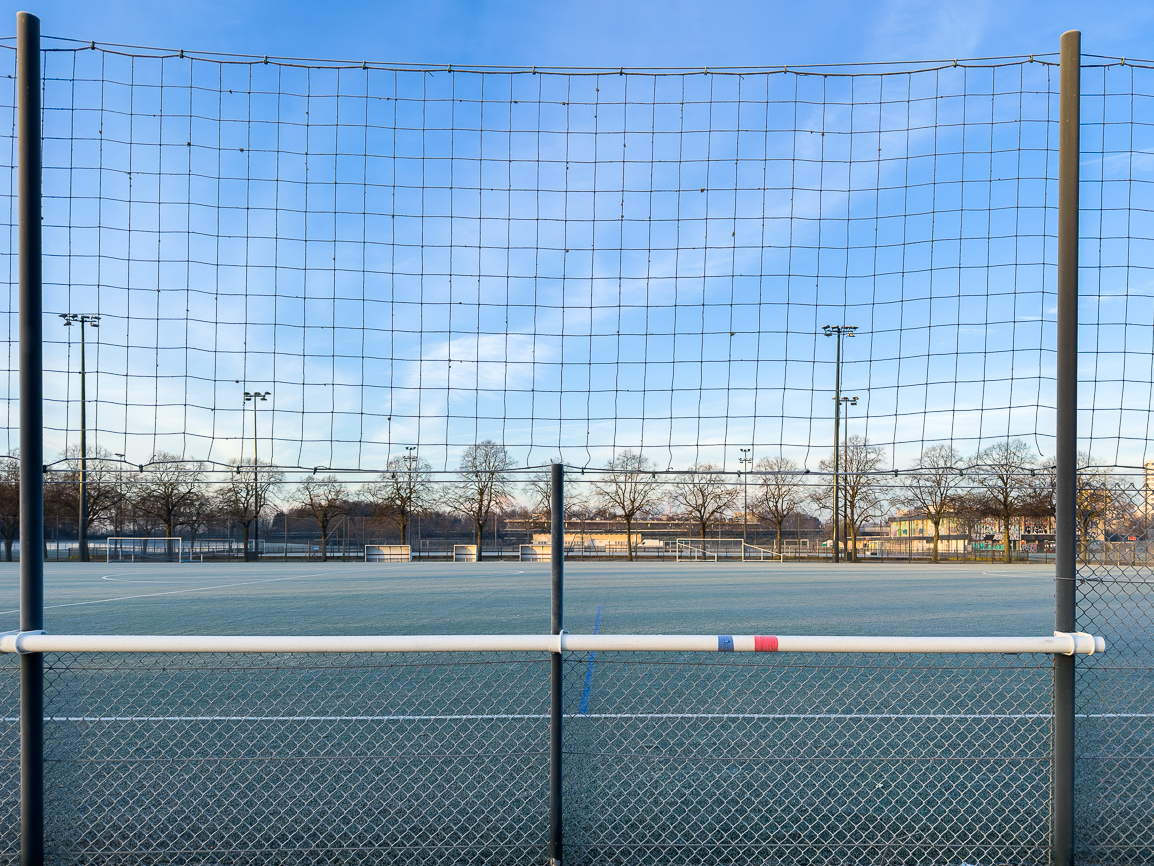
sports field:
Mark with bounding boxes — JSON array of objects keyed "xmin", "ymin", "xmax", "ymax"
[
  {"xmin": 0, "ymin": 561, "xmax": 1068, "ymax": 864},
  {"xmin": 0, "ymin": 560, "xmax": 1058, "ymax": 637}
]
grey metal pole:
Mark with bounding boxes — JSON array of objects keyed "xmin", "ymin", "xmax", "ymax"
[
  {"xmin": 549, "ymin": 461, "xmax": 564, "ymax": 866},
  {"xmin": 832, "ymin": 330, "xmax": 841, "ymax": 563},
  {"xmin": 78, "ymin": 322, "xmax": 87, "ymax": 562},
  {"xmin": 252, "ymin": 399, "xmax": 258, "ymax": 560},
  {"xmin": 1054, "ymin": 28, "xmax": 1080, "ymax": 866},
  {"xmin": 17, "ymin": 11, "xmax": 44, "ymax": 866}
]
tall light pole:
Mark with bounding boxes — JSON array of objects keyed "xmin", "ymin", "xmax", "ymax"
[
  {"xmin": 243, "ymin": 390, "xmax": 271, "ymax": 560},
  {"xmin": 822, "ymin": 324, "xmax": 857, "ymax": 563},
  {"xmin": 60, "ymin": 313, "xmax": 99, "ymax": 562},
  {"xmin": 404, "ymin": 445, "xmax": 418, "ymax": 546},
  {"xmin": 739, "ymin": 448, "xmax": 752, "ymax": 544},
  {"xmin": 839, "ymin": 395, "xmax": 859, "ymax": 561}
]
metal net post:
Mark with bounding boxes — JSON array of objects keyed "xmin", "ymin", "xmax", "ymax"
[
  {"xmin": 17, "ymin": 11, "xmax": 44, "ymax": 865},
  {"xmin": 550, "ymin": 462, "xmax": 564, "ymax": 865},
  {"xmin": 1053, "ymin": 27, "xmax": 1080, "ymax": 866}
]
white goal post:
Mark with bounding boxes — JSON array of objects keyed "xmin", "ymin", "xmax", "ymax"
[
  {"xmin": 365, "ymin": 544, "xmax": 412, "ymax": 563},
  {"xmin": 741, "ymin": 542, "xmax": 784, "ymax": 562},
  {"xmin": 105, "ymin": 537, "xmax": 185, "ymax": 563},
  {"xmin": 676, "ymin": 538, "xmax": 781, "ymax": 562},
  {"xmin": 453, "ymin": 544, "xmax": 478, "ymax": 562}
]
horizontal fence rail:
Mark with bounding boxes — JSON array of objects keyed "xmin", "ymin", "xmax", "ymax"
[
  {"xmin": 0, "ymin": 631, "xmax": 1107, "ymax": 655},
  {"xmin": 0, "ymin": 648, "xmax": 1072, "ymax": 865}
]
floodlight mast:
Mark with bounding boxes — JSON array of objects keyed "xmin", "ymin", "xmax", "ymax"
[
  {"xmin": 60, "ymin": 313, "xmax": 100, "ymax": 562},
  {"xmin": 839, "ymin": 395, "xmax": 859, "ymax": 560},
  {"xmin": 243, "ymin": 390, "xmax": 271, "ymax": 561},
  {"xmin": 738, "ymin": 448, "xmax": 752, "ymax": 543},
  {"xmin": 822, "ymin": 325, "xmax": 857, "ymax": 563}
]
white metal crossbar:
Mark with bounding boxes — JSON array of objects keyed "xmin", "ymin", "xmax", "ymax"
[{"xmin": 0, "ymin": 631, "xmax": 1105, "ymax": 655}]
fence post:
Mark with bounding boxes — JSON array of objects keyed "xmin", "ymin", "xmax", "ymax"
[
  {"xmin": 549, "ymin": 462, "xmax": 564, "ymax": 865},
  {"xmin": 17, "ymin": 11, "xmax": 44, "ymax": 866},
  {"xmin": 1054, "ymin": 28, "xmax": 1080, "ymax": 866}
]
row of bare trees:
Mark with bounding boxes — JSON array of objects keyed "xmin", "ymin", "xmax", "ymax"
[{"xmin": 0, "ymin": 438, "xmax": 1136, "ymax": 564}]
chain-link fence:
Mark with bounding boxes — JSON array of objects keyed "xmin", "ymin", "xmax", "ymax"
[
  {"xmin": 0, "ymin": 649, "xmax": 1060, "ymax": 864},
  {"xmin": 1076, "ymin": 473, "xmax": 1154, "ymax": 865}
]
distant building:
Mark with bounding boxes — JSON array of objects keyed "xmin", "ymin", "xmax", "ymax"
[{"xmin": 889, "ymin": 510, "xmax": 1055, "ymax": 554}]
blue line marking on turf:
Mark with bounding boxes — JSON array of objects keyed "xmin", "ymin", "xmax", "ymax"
[
  {"xmin": 580, "ymin": 606, "xmax": 602, "ymax": 715},
  {"xmin": 718, "ymin": 635, "xmax": 734, "ymax": 652}
]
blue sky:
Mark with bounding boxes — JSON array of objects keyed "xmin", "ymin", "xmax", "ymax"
[
  {"xmin": 1, "ymin": 0, "xmax": 1153, "ymax": 477},
  {"xmin": 3, "ymin": 0, "xmax": 1150, "ymax": 70}
]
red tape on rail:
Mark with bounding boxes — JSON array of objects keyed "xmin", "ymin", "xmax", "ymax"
[{"xmin": 754, "ymin": 635, "xmax": 779, "ymax": 652}]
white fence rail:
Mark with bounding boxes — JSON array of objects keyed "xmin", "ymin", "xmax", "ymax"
[{"xmin": 0, "ymin": 631, "xmax": 1105, "ymax": 655}]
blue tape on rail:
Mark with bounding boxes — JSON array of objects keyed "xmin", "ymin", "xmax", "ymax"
[{"xmin": 718, "ymin": 635, "xmax": 734, "ymax": 652}]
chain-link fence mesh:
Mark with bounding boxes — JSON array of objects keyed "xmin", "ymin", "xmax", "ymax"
[
  {"xmin": 39, "ymin": 652, "xmax": 550, "ymax": 865},
  {"xmin": 0, "ymin": 654, "xmax": 18, "ymax": 866},
  {"xmin": 1076, "ymin": 472, "xmax": 1154, "ymax": 865},
  {"xmin": 0, "ymin": 649, "xmax": 1060, "ymax": 864},
  {"xmin": 564, "ymin": 652, "xmax": 1053, "ymax": 866}
]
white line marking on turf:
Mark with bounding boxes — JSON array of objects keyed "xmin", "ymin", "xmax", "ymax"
[
  {"xmin": 1, "ymin": 712, "xmax": 1107, "ymax": 723},
  {"xmin": 0, "ymin": 572, "xmax": 332, "ymax": 616}
]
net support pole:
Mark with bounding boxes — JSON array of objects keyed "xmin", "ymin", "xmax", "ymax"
[
  {"xmin": 1054, "ymin": 28, "xmax": 1080, "ymax": 866},
  {"xmin": 16, "ymin": 11, "xmax": 44, "ymax": 866},
  {"xmin": 549, "ymin": 461, "xmax": 564, "ymax": 866}
]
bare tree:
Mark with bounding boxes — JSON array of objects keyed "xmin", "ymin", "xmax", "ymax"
[
  {"xmin": 592, "ymin": 450, "xmax": 664, "ymax": 561},
  {"xmin": 49, "ymin": 446, "xmax": 124, "ymax": 548},
  {"xmin": 947, "ymin": 487, "xmax": 988, "ymax": 560},
  {"xmin": 134, "ymin": 451, "xmax": 206, "ymax": 560},
  {"xmin": 976, "ymin": 439, "xmax": 1036, "ymax": 563},
  {"xmin": 216, "ymin": 459, "xmax": 284, "ymax": 561},
  {"xmin": 1076, "ymin": 454, "xmax": 1127, "ymax": 563},
  {"xmin": 817, "ymin": 436, "xmax": 887, "ymax": 561},
  {"xmin": 669, "ymin": 463, "xmax": 739, "ymax": 540},
  {"xmin": 293, "ymin": 475, "xmax": 349, "ymax": 562},
  {"xmin": 522, "ymin": 469, "xmax": 591, "ymax": 530},
  {"xmin": 901, "ymin": 445, "xmax": 964, "ymax": 563},
  {"xmin": 443, "ymin": 441, "xmax": 516, "ymax": 561},
  {"xmin": 0, "ymin": 456, "xmax": 17, "ymax": 561},
  {"xmin": 753, "ymin": 455, "xmax": 805, "ymax": 552},
  {"xmin": 361, "ymin": 454, "xmax": 435, "ymax": 544}
]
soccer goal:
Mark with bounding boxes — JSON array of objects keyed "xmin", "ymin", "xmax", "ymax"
[
  {"xmin": 453, "ymin": 544, "xmax": 478, "ymax": 562},
  {"xmin": 106, "ymin": 537, "xmax": 185, "ymax": 563},
  {"xmin": 675, "ymin": 539, "xmax": 718, "ymax": 562},
  {"xmin": 741, "ymin": 542, "xmax": 784, "ymax": 562},
  {"xmin": 675, "ymin": 538, "xmax": 755, "ymax": 562},
  {"xmin": 365, "ymin": 544, "xmax": 411, "ymax": 563},
  {"xmin": 519, "ymin": 544, "xmax": 550, "ymax": 562}
]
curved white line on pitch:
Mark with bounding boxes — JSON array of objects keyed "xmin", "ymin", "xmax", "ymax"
[{"xmin": 0, "ymin": 572, "xmax": 332, "ymax": 616}]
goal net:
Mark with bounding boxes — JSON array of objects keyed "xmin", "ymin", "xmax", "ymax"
[
  {"xmin": 365, "ymin": 544, "xmax": 411, "ymax": 563},
  {"xmin": 106, "ymin": 537, "xmax": 185, "ymax": 563},
  {"xmin": 675, "ymin": 539, "xmax": 753, "ymax": 562}
]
